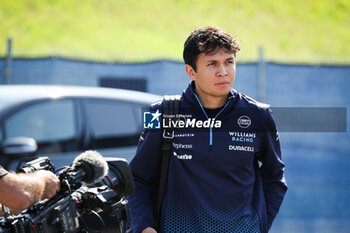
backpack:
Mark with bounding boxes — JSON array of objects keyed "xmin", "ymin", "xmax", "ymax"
[{"xmin": 154, "ymin": 95, "xmax": 181, "ymax": 231}]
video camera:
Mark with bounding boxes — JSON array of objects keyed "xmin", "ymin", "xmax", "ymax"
[{"xmin": 0, "ymin": 151, "xmax": 134, "ymax": 233}]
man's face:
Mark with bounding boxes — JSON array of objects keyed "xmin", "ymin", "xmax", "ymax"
[{"xmin": 186, "ymin": 49, "xmax": 236, "ymax": 101}]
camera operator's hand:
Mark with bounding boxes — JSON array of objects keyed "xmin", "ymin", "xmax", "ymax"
[
  {"xmin": 0, "ymin": 170, "xmax": 60, "ymax": 210},
  {"xmin": 32, "ymin": 170, "xmax": 60, "ymax": 200},
  {"xmin": 141, "ymin": 227, "xmax": 157, "ymax": 233}
]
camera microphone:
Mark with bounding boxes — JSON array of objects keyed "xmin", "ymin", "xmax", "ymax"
[
  {"xmin": 70, "ymin": 150, "xmax": 109, "ymax": 185},
  {"xmin": 3, "ymin": 153, "xmax": 132, "ymax": 233}
]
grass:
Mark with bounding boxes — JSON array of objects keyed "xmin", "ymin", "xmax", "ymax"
[{"xmin": 0, "ymin": 0, "xmax": 349, "ymax": 63}]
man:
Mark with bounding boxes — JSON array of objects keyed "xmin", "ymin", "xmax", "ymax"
[
  {"xmin": 0, "ymin": 165, "xmax": 60, "ymax": 211},
  {"xmin": 128, "ymin": 26, "xmax": 287, "ymax": 233}
]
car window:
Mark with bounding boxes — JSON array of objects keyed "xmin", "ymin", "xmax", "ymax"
[
  {"xmin": 4, "ymin": 100, "xmax": 77, "ymax": 153},
  {"xmin": 84, "ymin": 100, "xmax": 140, "ymax": 149}
]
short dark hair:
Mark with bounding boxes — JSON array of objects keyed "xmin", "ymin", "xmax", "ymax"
[{"xmin": 183, "ymin": 26, "xmax": 240, "ymax": 71}]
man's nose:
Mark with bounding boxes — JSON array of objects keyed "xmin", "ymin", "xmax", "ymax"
[{"xmin": 217, "ymin": 64, "xmax": 228, "ymax": 76}]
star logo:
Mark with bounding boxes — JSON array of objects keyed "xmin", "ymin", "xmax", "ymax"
[
  {"xmin": 143, "ymin": 110, "xmax": 162, "ymax": 129},
  {"xmin": 150, "ymin": 110, "xmax": 162, "ymax": 123}
]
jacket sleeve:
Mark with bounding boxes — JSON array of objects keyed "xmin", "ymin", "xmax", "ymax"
[
  {"xmin": 127, "ymin": 105, "xmax": 163, "ymax": 233},
  {"xmin": 259, "ymin": 108, "xmax": 288, "ymax": 230}
]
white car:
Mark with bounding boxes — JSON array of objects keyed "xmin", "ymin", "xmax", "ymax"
[{"xmin": 0, "ymin": 85, "xmax": 161, "ymax": 171}]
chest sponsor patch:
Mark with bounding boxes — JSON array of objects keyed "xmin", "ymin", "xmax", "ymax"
[
  {"xmin": 174, "ymin": 133, "xmax": 195, "ymax": 138},
  {"xmin": 229, "ymin": 145, "xmax": 255, "ymax": 152},
  {"xmin": 237, "ymin": 115, "xmax": 251, "ymax": 128},
  {"xmin": 229, "ymin": 131, "xmax": 256, "ymax": 143},
  {"xmin": 173, "ymin": 151, "xmax": 192, "ymax": 160},
  {"xmin": 173, "ymin": 143, "xmax": 193, "ymax": 149}
]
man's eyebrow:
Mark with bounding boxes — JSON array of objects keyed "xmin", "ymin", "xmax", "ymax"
[
  {"xmin": 206, "ymin": 56, "xmax": 235, "ymax": 63},
  {"xmin": 206, "ymin": 59, "xmax": 217, "ymax": 63}
]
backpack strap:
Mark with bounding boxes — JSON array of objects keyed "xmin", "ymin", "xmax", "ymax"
[{"xmin": 154, "ymin": 95, "xmax": 181, "ymax": 230}]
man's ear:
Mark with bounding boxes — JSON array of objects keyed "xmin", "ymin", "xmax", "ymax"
[{"xmin": 185, "ymin": 64, "xmax": 196, "ymax": 81}]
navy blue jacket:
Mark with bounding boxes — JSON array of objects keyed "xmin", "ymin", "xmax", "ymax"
[{"xmin": 128, "ymin": 83, "xmax": 287, "ymax": 233}]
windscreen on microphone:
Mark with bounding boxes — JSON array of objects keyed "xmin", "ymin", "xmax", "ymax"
[{"xmin": 72, "ymin": 150, "xmax": 108, "ymax": 185}]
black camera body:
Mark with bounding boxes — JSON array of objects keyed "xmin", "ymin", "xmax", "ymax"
[{"xmin": 0, "ymin": 156, "xmax": 134, "ymax": 233}]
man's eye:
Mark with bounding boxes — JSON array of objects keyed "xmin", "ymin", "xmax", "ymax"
[{"xmin": 208, "ymin": 62, "xmax": 215, "ymax": 66}]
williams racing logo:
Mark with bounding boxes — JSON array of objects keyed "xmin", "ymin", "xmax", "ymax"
[
  {"xmin": 143, "ymin": 111, "xmax": 221, "ymax": 129},
  {"xmin": 228, "ymin": 131, "xmax": 256, "ymax": 152}
]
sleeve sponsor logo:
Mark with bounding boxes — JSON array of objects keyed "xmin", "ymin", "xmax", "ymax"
[{"xmin": 139, "ymin": 129, "xmax": 145, "ymax": 141}]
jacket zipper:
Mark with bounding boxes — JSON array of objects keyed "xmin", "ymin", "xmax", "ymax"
[{"xmin": 193, "ymin": 94, "xmax": 232, "ymax": 148}]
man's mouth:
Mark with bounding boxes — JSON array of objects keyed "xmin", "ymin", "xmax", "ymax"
[{"xmin": 215, "ymin": 81, "xmax": 230, "ymax": 87}]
